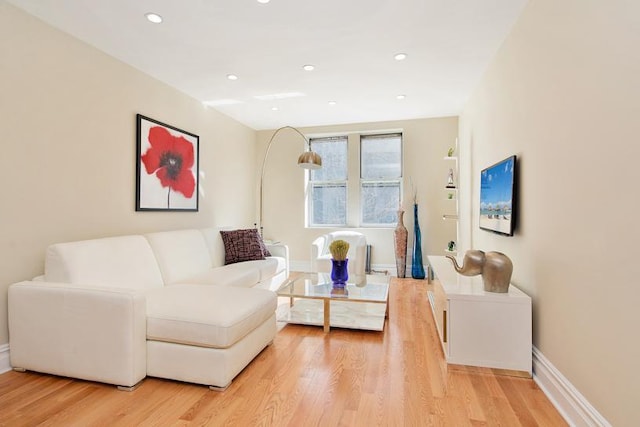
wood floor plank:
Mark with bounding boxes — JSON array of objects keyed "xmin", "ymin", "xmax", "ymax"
[{"xmin": 0, "ymin": 277, "xmax": 567, "ymax": 426}]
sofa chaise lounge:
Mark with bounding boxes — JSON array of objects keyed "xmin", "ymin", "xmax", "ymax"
[{"xmin": 8, "ymin": 227, "xmax": 289, "ymax": 391}]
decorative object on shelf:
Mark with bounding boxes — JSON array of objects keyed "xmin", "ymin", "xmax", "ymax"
[
  {"xmin": 447, "ymin": 147, "xmax": 455, "ymax": 157},
  {"xmin": 136, "ymin": 114, "xmax": 199, "ymax": 211},
  {"xmin": 446, "ymin": 168, "xmax": 456, "ymax": 188},
  {"xmin": 446, "ymin": 250, "xmax": 513, "ymax": 293},
  {"xmin": 411, "ymin": 203, "xmax": 426, "ymax": 279},
  {"xmin": 447, "ymin": 192, "xmax": 454, "ymax": 199},
  {"xmin": 447, "ymin": 241, "xmax": 456, "ymax": 252},
  {"xmin": 259, "ymin": 126, "xmax": 322, "ymax": 236},
  {"xmin": 394, "ymin": 208, "xmax": 408, "ymax": 278},
  {"xmin": 329, "ymin": 239, "xmax": 350, "ymax": 287}
]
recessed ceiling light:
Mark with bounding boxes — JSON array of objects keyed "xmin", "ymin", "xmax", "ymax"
[
  {"xmin": 303, "ymin": 64, "xmax": 315, "ymax": 71},
  {"xmin": 396, "ymin": 94, "xmax": 406, "ymax": 100},
  {"xmin": 271, "ymin": 107, "xmax": 279, "ymax": 111},
  {"xmin": 328, "ymin": 101, "xmax": 337, "ymax": 105},
  {"xmin": 394, "ymin": 53, "xmax": 407, "ymax": 61},
  {"xmin": 227, "ymin": 74, "xmax": 238, "ymax": 81},
  {"xmin": 145, "ymin": 13, "xmax": 163, "ymax": 24},
  {"xmin": 257, "ymin": 0, "xmax": 270, "ymax": 3}
]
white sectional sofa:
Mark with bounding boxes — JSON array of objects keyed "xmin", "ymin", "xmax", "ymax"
[{"xmin": 8, "ymin": 227, "xmax": 289, "ymax": 391}]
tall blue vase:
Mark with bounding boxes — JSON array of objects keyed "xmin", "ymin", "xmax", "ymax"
[{"xmin": 411, "ymin": 203, "xmax": 426, "ymax": 279}]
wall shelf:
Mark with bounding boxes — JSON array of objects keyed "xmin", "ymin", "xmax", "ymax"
[{"xmin": 440, "ymin": 140, "xmax": 459, "ymax": 255}]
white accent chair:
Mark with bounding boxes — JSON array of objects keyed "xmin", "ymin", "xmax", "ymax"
[{"xmin": 311, "ymin": 231, "xmax": 367, "ymax": 277}]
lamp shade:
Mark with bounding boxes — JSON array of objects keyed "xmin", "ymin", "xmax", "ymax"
[{"xmin": 297, "ymin": 151, "xmax": 322, "ymax": 169}]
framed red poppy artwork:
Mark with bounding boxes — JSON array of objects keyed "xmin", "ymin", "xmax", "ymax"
[{"xmin": 136, "ymin": 114, "xmax": 199, "ymax": 211}]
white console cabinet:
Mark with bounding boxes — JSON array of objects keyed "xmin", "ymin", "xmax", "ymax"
[{"xmin": 427, "ymin": 255, "xmax": 532, "ymax": 376}]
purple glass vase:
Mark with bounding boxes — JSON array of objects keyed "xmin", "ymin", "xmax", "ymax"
[{"xmin": 331, "ymin": 259, "xmax": 349, "ymax": 288}]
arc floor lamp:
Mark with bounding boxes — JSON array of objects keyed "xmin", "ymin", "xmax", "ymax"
[{"xmin": 259, "ymin": 126, "xmax": 322, "ymax": 237}]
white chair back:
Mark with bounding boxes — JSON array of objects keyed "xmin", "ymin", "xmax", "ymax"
[{"xmin": 311, "ymin": 231, "xmax": 367, "ymax": 276}]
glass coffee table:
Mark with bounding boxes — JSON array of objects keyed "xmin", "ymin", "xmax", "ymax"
[{"xmin": 276, "ymin": 272, "xmax": 390, "ymax": 332}]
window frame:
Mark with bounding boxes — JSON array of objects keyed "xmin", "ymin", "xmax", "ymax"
[
  {"xmin": 359, "ymin": 133, "xmax": 403, "ymax": 228},
  {"xmin": 305, "ymin": 131, "xmax": 404, "ymax": 228},
  {"xmin": 307, "ymin": 135, "xmax": 349, "ymax": 227}
]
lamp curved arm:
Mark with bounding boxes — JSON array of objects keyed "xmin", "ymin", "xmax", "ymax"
[
  {"xmin": 259, "ymin": 126, "xmax": 319, "ymax": 236},
  {"xmin": 260, "ymin": 126, "xmax": 311, "ymax": 187}
]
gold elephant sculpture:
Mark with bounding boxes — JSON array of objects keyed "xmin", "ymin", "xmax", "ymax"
[{"xmin": 446, "ymin": 250, "xmax": 513, "ymax": 293}]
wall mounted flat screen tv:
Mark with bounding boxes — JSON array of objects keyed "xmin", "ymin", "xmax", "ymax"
[{"xmin": 480, "ymin": 155, "xmax": 516, "ymax": 236}]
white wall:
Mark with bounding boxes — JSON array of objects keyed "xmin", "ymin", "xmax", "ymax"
[
  {"xmin": 459, "ymin": 0, "xmax": 640, "ymax": 425},
  {"xmin": 257, "ymin": 117, "xmax": 458, "ymax": 270},
  {"xmin": 0, "ymin": 3, "xmax": 256, "ymax": 345}
]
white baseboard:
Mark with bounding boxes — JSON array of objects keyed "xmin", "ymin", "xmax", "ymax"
[
  {"xmin": 0, "ymin": 344, "xmax": 10, "ymax": 374},
  {"xmin": 532, "ymin": 346, "xmax": 610, "ymax": 427}
]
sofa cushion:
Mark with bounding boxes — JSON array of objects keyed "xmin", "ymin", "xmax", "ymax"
[
  {"xmin": 145, "ymin": 285, "xmax": 277, "ymax": 349},
  {"xmin": 240, "ymin": 258, "xmax": 285, "ymax": 282},
  {"xmin": 220, "ymin": 229, "xmax": 267, "ymax": 264},
  {"xmin": 144, "ymin": 229, "xmax": 212, "ymax": 285},
  {"xmin": 45, "ymin": 236, "xmax": 164, "ymax": 290},
  {"xmin": 185, "ymin": 263, "xmax": 261, "ymax": 288}
]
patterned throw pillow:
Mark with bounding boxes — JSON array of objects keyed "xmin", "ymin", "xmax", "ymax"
[
  {"xmin": 220, "ymin": 229, "xmax": 270, "ymax": 265},
  {"xmin": 259, "ymin": 235, "xmax": 272, "ymax": 257}
]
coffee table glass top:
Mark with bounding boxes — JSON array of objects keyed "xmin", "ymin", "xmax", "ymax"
[
  {"xmin": 277, "ymin": 272, "xmax": 389, "ymax": 302},
  {"xmin": 276, "ymin": 272, "xmax": 390, "ymax": 332}
]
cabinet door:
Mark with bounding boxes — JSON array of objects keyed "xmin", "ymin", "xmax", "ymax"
[
  {"xmin": 447, "ymin": 298, "xmax": 531, "ymax": 373},
  {"xmin": 427, "ymin": 280, "xmax": 448, "ymax": 357}
]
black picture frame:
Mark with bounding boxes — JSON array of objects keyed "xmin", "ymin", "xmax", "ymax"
[{"xmin": 136, "ymin": 114, "xmax": 199, "ymax": 211}]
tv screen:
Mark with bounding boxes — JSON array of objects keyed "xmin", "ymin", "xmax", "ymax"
[{"xmin": 480, "ymin": 155, "xmax": 516, "ymax": 236}]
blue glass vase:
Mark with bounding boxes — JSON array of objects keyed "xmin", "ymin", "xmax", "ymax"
[
  {"xmin": 412, "ymin": 203, "xmax": 426, "ymax": 279},
  {"xmin": 331, "ymin": 259, "xmax": 349, "ymax": 288}
]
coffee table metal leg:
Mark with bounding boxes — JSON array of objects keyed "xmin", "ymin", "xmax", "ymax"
[{"xmin": 323, "ymin": 299, "xmax": 330, "ymax": 332}]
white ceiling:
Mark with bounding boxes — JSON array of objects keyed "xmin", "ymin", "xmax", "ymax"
[{"xmin": 7, "ymin": 0, "xmax": 527, "ymax": 130}]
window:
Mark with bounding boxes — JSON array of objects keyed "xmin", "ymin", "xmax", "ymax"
[
  {"xmin": 308, "ymin": 136, "xmax": 348, "ymax": 226},
  {"xmin": 306, "ymin": 132, "xmax": 402, "ymax": 228},
  {"xmin": 360, "ymin": 133, "xmax": 402, "ymax": 226}
]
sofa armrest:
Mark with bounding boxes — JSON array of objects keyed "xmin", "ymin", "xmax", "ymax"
[
  {"xmin": 310, "ymin": 236, "xmax": 327, "ymax": 272},
  {"xmin": 8, "ymin": 281, "xmax": 147, "ymax": 388},
  {"xmin": 353, "ymin": 241, "xmax": 367, "ymax": 276},
  {"xmin": 266, "ymin": 243, "xmax": 288, "ymax": 259},
  {"xmin": 266, "ymin": 243, "xmax": 289, "ymax": 277}
]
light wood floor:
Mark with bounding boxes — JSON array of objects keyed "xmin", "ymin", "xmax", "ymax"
[{"xmin": 0, "ymin": 277, "xmax": 566, "ymax": 426}]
